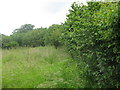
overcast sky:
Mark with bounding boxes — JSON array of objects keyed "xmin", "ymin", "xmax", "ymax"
[{"xmin": 0, "ymin": 0, "xmax": 87, "ymax": 35}]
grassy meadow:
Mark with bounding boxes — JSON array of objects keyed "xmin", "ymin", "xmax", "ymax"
[
  {"xmin": 2, "ymin": 46, "xmax": 85, "ymax": 88},
  {"xmin": 0, "ymin": 49, "xmax": 2, "ymax": 89}
]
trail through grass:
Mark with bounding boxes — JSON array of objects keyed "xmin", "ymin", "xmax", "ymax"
[{"xmin": 2, "ymin": 46, "xmax": 85, "ymax": 88}]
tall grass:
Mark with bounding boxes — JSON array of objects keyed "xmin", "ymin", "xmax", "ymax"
[
  {"xmin": 0, "ymin": 49, "xmax": 2, "ymax": 89},
  {"xmin": 2, "ymin": 46, "xmax": 85, "ymax": 88}
]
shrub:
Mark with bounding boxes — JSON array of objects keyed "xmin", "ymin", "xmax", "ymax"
[{"xmin": 63, "ymin": 2, "xmax": 120, "ymax": 88}]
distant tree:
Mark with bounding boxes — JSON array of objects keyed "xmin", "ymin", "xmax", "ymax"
[
  {"xmin": 21, "ymin": 27, "xmax": 47, "ymax": 47},
  {"xmin": 44, "ymin": 24, "xmax": 64, "ymax": 48},
  {"xmin": 11, "ymin": 33, "xmax": 24, "ymax": 46},
  {"xmin": 2, "ymin": 34, "xmax": 19, "ymax": 49},
  {"xmin": 2, "ymin": 24, "xmax": 64, "ymax": 48},
  {"xmin": 13, "ymin": 24, "xmax": 35, "ymax": 34}
]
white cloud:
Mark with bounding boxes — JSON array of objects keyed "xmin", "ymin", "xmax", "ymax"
[{"xmin": 0, "ymin": 0, "xmax": 87, "ymax": 35}]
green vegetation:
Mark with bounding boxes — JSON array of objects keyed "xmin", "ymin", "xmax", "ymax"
[
  {"xmin": 2, "ymin": 46, "xmax": 85, "ymax": 88},
  {"xmin": 2, "ymin": 1, "xmax": 120, "ymax": 88},
  {"xmin": 2, "ymin": 24, "xmax": 63, "ymax": 49},
  {"xmin": 0, "ymin": 49, "xmax": 2, "ymax": 89},
  {"xmin": 63, "ymin": 2, "xmax": 120, "ymax": 88}
]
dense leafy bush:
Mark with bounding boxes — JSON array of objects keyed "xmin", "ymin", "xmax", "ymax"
[{"xmin": 63, "ymin": 1, "xmax": 120, "ymax": 88}]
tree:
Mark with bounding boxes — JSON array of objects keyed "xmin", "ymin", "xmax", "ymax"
[
  {"xmin": 21, "ymin": 27, "xmax": 47, "ymax": 47},
  {"xmin": 13, "ymin": 24, "xmax": 35, "ymax": 34},
  {"xmin": 44, "ymin": 24, "xmax": 64, "ymax": 48},
  {"xmin": 2, "ymin": 34, "xmax": 19, "ymax": 49}
]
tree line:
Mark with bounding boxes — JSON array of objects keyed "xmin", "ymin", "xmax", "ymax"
[
  {"xmin": 1, "ymin": 1, "xmax": 120, "ymax": 88},
  {"xmin": 1, "ymin": 24, "xmax": 64, "ymax": 49}
]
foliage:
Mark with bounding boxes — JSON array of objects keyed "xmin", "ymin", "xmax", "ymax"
[
  {"xmin": 63, "ymin": 1, "xmax": 120, "ymax": 88},
  {"xmin": 21, "ymin": 28, "xmax": 46, "ymax": 47},
  {"xmin": 2, "ymin": 1, "xmax": 120, "ymax": 88},
  {"xmin": 2, "ymin": 24, "xmax": 63, "ymax": 48},
  {"xmin": 13, "ymin": 24, "xmax": 35, "ymax": 34},
  {"xmin": 44, "ymin": 24, "xmax": 64, "ymax": 48}
]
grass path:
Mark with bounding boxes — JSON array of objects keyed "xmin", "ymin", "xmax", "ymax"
[{"xmin": 2, "ymin": 46, "xmax": 85, "ymax": 88}]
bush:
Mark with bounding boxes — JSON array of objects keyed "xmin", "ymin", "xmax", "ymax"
[
  {"xmin": 63, "ymin": 2, "xmax": 120, "ymax": 88},
  {"xmin": 2, "ymin": 41, "xmax": 19, "ymax": 49},
  {"xmin": 9, "ymin": 41, "xmax": 19, "ymax": 48}
]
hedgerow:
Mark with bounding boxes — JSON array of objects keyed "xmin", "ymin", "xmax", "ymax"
[{"xmin": 63, "ymin": 1, "xmax": 120, "ymax": 88}]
